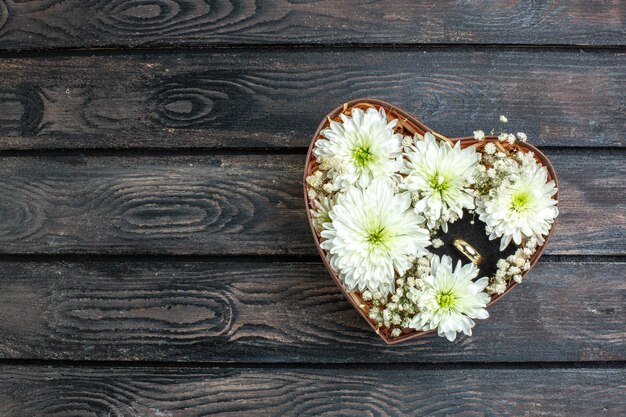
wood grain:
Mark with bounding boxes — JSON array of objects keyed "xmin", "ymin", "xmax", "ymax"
[
  {"xmin": 0, "ymin": 151, "xmax": 622, "ymax": 256},
  {"xmin": 0, "ymin": 366, "xmax": 624, "ymax": 416},
  {"xmin": 0, "ymin": 154, "xmax": 306, "ymax": 255},
  {"xmin": 0, "ymin": 0, "xmax": 624, "ymax": 50},
  {"xmin": 0, "ymin": 49, "xmax": 623, "ymax": 149},
  {"xmin": 0, "ymin": 1, "xmax": 622, "ymax": 407},
  {"xmin": 0, "ymin": 260, "xmax": 623, "ymax": 362}
]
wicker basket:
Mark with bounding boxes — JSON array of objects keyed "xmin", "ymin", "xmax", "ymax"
[{"xmin": 304, "ymin": 98, "xmax": 559, "ymax": 344}]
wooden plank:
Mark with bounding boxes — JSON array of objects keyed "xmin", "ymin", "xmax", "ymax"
[
  {"xmin": 0, "ymin": 49, "xmax": 623, "ymax": 149},
  {"xmin": 0, "ymin": 366, "xmax": 624, "ymax": 416},
  {"xmin": 0, "ymin": 260, "xmax": 623, "ymax": 362},
  {"xmin": 0, "ymin": 0, "xmax": 624, "ymax": 49},
  {"xmin": 0, "ymin": 151, "xmax": 622, "ymax": 256}
]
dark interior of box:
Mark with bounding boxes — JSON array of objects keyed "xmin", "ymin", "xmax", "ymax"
[{"xmin": 430, "ymin": 211, "xmax": 516, "ymax": 279}]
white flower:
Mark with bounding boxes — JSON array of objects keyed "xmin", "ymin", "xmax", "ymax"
[
  {"xmin": 321, "ymin": 179, "xmax": 431, "ymax": 295},
  {"xmin": 506, "ymin": 133, "xmax": 516, "ymax": 145},
  {"xmin": 409, "ymin": 255, "xmax": 490, "ymax": 341},
  {"xmin": 517, "ymin": 150, "xmax": 536, "ymax": 167},
  {"xmin": 500, "ymin": 115, "xmax": 508, "ymax": 123},
  {"xmin": 476, "ymin": 160, "xmax": 558, "ymax": 250},
  {"xmin": 516, "ymin": 132, "xmax": 527, "ymax": 142},
  {"xmin": 401, "ymin": 133, "xmax": 480, "ymax": 231},
  {"xmin": 484, "ymin": 142, "xmax": 496, "ymax": 155},
  {"xmin": 488, "ymin": 279, "xmax": 507, "ymax": 295},
  {"xmin": 318, "ymin": 156, "xmax": 343, "ymax": 172},
  {"xmin": 432, "ymin": 238, "xmax": 444, "ymax": 248},
  {"xmin": 306, "ymin": 171, "xmax": 324, "ymax": 188},
  {"xmin": 417, "ymin": 265, "xmax": 430, "ymax": 277},
  {"xmin": 310, "ymin": 194, "xmax": 335, "ymax": 232},
  {"xmin": 383, "ymin": 309, "xmax": 392, "ymax": 322},
  {"xmin": 473, "ymin": 130, "xmax": 485, "ymax": 140},
  {"xmin": 496, "ymin": 259, "xmax": 509, "ymax": 269},
  {"xmin": 313, "ymin": 107, "xmax": 402, "ymax": 189}
]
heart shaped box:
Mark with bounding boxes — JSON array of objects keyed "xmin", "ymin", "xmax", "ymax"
[{"xmin": 304, "ymin": 98, "xmax": 559, "ymax": 344}]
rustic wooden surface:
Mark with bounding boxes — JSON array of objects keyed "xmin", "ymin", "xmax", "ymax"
[
  {"xmin": 0, "ymin": 260, "xmax": 623, "ymax": 363},
  {"xmin": 0, "ymin": 152, "xmax": 622, "ymax": 255},
  {"xmin": 0, "ymin": 1, "xmax": 624, "ymax": 415},
  {"xmin": 1, "ymin": 367, "xmax": 624, "ymax": 417},
  {"xmin": 0, "ymin": 0, "xmax": 624, "ymax": 49},
  {"xmin": 0, "ymin": 50, "xmax": 624, "ymax": 149}
]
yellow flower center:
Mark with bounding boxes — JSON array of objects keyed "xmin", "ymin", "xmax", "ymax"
[
  {"xmin": 510, "ymin": 191, "xmax": 530, "ymax": 213},
  {"xmin": 429, "ymin": 173, "xmax": 448, "ymax": 193},
  {"xmin": 364, "ymin": 222, "xmax": 391, "ymax": 252},
  {"xmin": 352, "ymin": 145, "xmax": 374, "ymax": 167},
  {"xmin": 436, "ymin": 291, "xmax": 455, "ymax": 309},
  {"xmin": 366, "ymin": 228, "xmax": 385, "ymax": 245}
]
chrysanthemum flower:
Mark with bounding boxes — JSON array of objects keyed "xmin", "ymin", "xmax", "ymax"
[
  {"xmin": 409, "ymin": 255, "xmax": 490, "ymax": 341},
  {"xmin": 313, "ymin": 107, "xmax": 403, "ymax": 188},
  {"xmin": 320, "ymin": 179, "xmax": 431, "ymax": 295},
  {"xmin": 476, "ymin": 159, "xmax": 558, "ymax": 250},
  {"xmin": 401, "ymin": 133, "xmax": 480, "ymax": 231}
]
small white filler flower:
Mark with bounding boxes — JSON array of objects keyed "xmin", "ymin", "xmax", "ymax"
[
  {"xmin": 320, "ymin": 179, "xmax": 431, "ymax": 295},
  {"xmin": 309, "ymin": 195, "xmax": 335, "ymax": 233},
  {"xmin": 401, "ymin": 133, "xmax": 480, "ymax": 231},
  {"xmin": 476, "ymin": 159, "xmax": 558, "ymax": 250},
  {"xmin": 313, "ymin": 107, "xmax": 403, "ymax": 188},
  {"xmin": 409, "ymin": 255, "xmax": 490, "ymax": 341},
  {"xmin": 473, "ymin": 130, "xmax": 485, "ymax": 140}
]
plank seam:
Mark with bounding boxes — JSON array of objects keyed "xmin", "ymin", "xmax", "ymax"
[
  {"xmin": 0, "ymin": 43, "xmax": 625, "ymax": 59},
  {"xmin": 0, "ymin": 147, "xmax": 623, "ymax": 158},
  {"xmin": 0, "ymin": 359, "xmax": 624, "ymax": 370},
  {"xmin": 0, "ymin": 254, "xmax": 623, "ymax": 263}
]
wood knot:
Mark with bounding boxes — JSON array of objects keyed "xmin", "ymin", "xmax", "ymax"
[
  {"xmin": 99, "ymin": 0, "xmax": 181, "ymax": 34},
  {"xmin": 0, "ymin": 1, "xmax": 8, "ymax": 31}
]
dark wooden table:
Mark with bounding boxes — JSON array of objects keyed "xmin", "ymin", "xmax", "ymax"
[{"xmin": 0, "ymin": 1, "xmax": 624, "ymax": 415}]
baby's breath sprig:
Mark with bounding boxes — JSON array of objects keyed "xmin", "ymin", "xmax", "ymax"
[
  {"xmin": 366, "ymin": 255, "xmax": 434, "ymax": 338},
  {"xmin": 306, "ymin": 168, "xmax": 339, "ymax": 232},
  {"xmin": 487, "ymin": 238, "xmax": 537, "ymax": 295}
]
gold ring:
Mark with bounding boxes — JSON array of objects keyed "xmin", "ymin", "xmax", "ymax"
[{"xmin": 452, "ymin": 238, "xmax": 483, "ymax": 265}]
